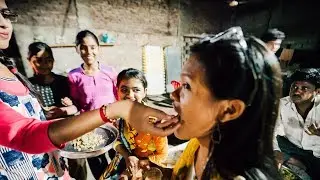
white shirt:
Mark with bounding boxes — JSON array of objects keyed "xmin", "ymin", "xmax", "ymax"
[{"xmin": 273, "ymin": 95, "xmax": 320, "ymax": 157}]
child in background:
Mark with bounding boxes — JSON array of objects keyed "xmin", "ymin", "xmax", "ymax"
[
  {"xmin": 68, "ymin": 30, "xmax": 117, "ymax": 112},
  {"xmin": 27, "ymin": 41, "xmax": 77, "ymax": 179},
  {"xmin": 68, "ymin": 30, "xmax": 118, "ymax": 180},
  {"xmin": 28, "ymin": 42, "xmax": 78, "ymax": 119},
  {"xmin": 100, "ymin": 68, "xmax": 168, "ymax": 180}
]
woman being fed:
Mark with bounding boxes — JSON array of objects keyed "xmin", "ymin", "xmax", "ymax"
[{"xmin": 171, "ymin": 27, "xmax": 282, "ymax": 180}]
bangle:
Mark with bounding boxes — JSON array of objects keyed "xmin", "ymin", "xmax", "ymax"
[{"xmin": 99, "ymin": 104, "xmax": 110, "ymax": 123}]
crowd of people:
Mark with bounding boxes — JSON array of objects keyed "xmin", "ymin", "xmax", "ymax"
[{"xmin": 0, "ymin": 0, "xmax": 319, "ymax": 179}]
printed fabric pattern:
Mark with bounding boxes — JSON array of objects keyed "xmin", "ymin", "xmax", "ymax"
[{"xmin": 0, "ymin": 90, "xmax": 64, "ymax": 180}]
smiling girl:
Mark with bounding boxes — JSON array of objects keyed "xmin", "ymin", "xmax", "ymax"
[
  {"xmin": 28, "ymin": 42, "xmax": 77, "ymax": 119},
  {"xmin": 68, "ymin": 30, "xmax": 117, "ymax": 113}
]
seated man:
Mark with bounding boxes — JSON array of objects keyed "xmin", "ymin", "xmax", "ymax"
[{"xmin": 274, "ymin": 68, "xmax": 320, "ymax": 179}]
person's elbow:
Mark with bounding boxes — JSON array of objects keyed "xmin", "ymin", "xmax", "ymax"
[
  {"xmin": 6, "ymin": 134, "xmax": 53, "ymax": 154},
  {"xmin": 14, "ymin": 121, "xmax": 57, "ymax": 154}
]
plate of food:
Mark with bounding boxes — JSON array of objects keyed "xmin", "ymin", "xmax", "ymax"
[{"xmin": 59, "ymin": 125, "xmax": 118, "ymax": 159}]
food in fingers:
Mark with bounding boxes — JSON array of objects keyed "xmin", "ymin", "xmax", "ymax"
[
  {"xmin": 148, "ymin": 116, "xmax": 159, "ymax": 124},
  {"xmin": 154, "ymin": 116, "xmax": 180, "ymax": 128}
]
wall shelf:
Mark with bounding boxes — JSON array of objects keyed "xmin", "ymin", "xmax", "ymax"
[{"xmin": 50, "ymin": 43, "xmax": 115, "ymax": 48}]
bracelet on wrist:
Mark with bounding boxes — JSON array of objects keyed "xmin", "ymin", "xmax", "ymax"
[{"xmin": 99, "ymin": 104, "xmax": 110, "ymax": 123}]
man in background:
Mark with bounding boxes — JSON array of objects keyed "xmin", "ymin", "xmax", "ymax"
[
  {"xmin": 261, "ymin": 28, "xmax": 286, "ymax": 54},
  {"xmin": 274, "ymin": 68, "xmax": 320, "ymax": 179}
]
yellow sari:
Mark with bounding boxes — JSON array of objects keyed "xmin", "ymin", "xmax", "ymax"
[
  {"xmin": 171, "ymin": 138, "xmax": 200, "ymax": 180},
  {"xmin": 171, "ymin": 139, "xmax": 224, "ymax": 180}
]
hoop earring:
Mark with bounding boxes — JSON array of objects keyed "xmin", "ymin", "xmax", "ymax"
[{"xmin": 212, "ymin": 121, "xmax": 222, "ymax": 144}]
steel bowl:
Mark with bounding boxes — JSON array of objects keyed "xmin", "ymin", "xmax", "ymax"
[{"xmin": 59, "ymin": 125, "xmax": 118, "ymax": 159}]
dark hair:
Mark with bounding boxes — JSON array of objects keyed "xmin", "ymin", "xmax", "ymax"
[
  {"xmin": 75, "ymin": 30, "xmax": 99, "ymax": 46},
  {"xmin": 190, "ymin": 29, "xmax": 282, "ymax": 179},
  {"xmin": 27, "ymin": 42, "xmax": 54, "ymax": 61},
  {"xmin": 289, "ymin": 68, "xmax": 320, "ymax": 88},
  {"xmin": 117, "ymin": 68, "xmax": 148, "ymax": 89},
  {"xmin": 261, "ymin": 28, "xmax": 285, "ymax": 42},
  {"xmin": 0, "ymin": 54, "xmax": 43, "ymax": 104}
]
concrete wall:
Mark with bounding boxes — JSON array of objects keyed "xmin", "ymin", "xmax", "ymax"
[
  {"xmin": 9, "ymin": 0, "xmax": 319, "ymax": 76},
  {"xmin": 222, "ymin": 0, "xmax": 320, "ymax": 50},
  {"xmin": 220, "ymin": 0, "xmax": 320, "ymax": 67},
  {"xmin": 8, "ymin": 0, "xmax": 222, "ymax": 77}
]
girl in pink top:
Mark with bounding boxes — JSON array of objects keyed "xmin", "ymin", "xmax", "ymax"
[
  {"xmin": 68, "ymin": 30, "xmax": 117, "ymax": 112},
  {"xmin": 67, "ymin": 30, "xmax": 119, "ymax": 179}
]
